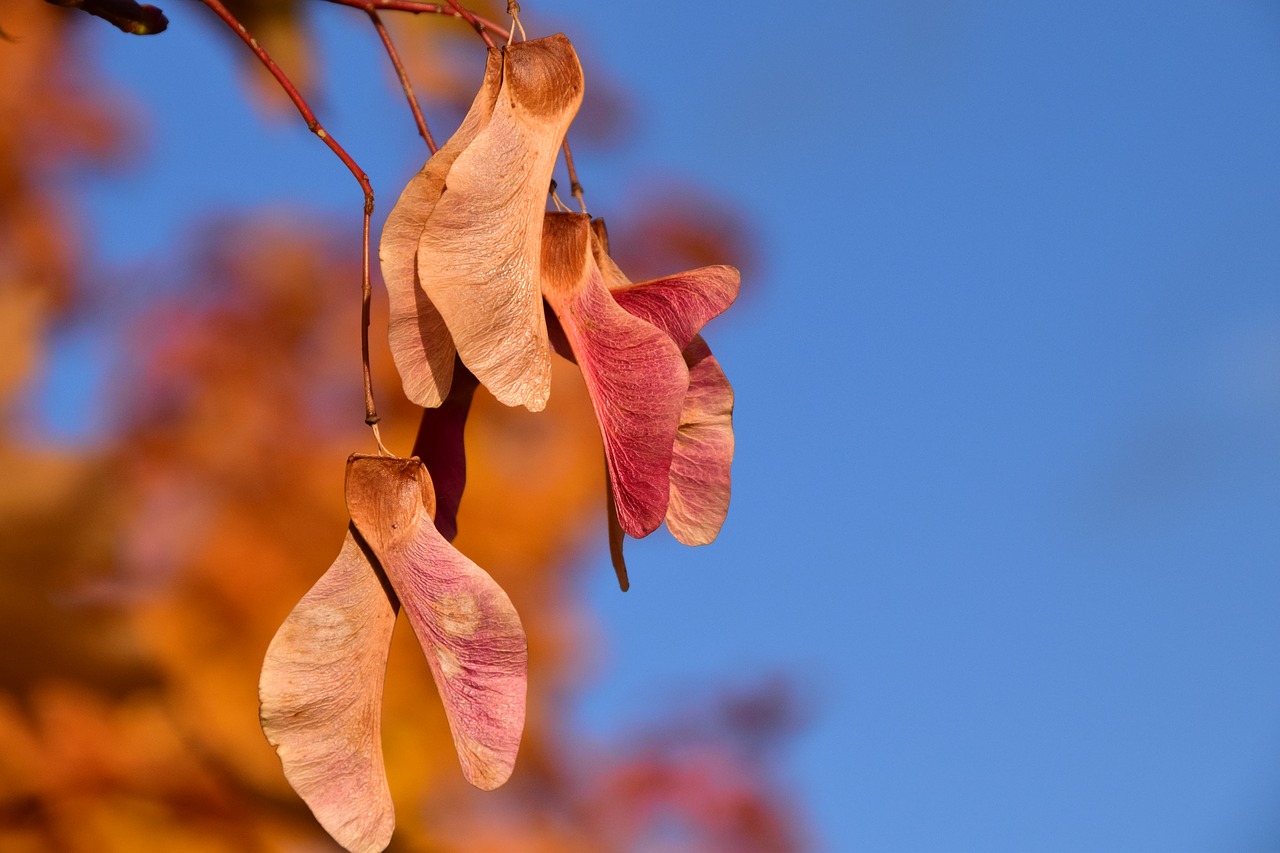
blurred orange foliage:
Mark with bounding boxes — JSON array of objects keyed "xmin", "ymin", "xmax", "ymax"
[{"xmin": 0, "ymin": 3, "xmax": 802, "ymax": 850}]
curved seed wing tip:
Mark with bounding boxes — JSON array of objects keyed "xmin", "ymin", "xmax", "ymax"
[
  {"xmin": 610, "ymin": 265, "xmax": 740, "ymax": 351},
  {"xmin": 381, "ymin": 163, "xmax": 455, "ymax": 407},
  {"xmin": 605, "ymin": 471, "xmax": 630, "ymax": 592},
  {"xmin": 589, "ymin": 217, "xmax": 611, "ymax": 256},
  {"xmin": 395, "ymin": 525, "xmax": 528, "ymax": 789},
  {"xmin": 381, "ymin": 50, "xmax": 503, "ymax": 408},
  {"xmin": 417, "ymin": 35, "xmax": 584, "ymax": 412},
  {"xmin": 588, "ymin": 223, "xmax": 739, "ymax": 349},
  {"xmin": 666, "ymin": 337, "xmax": 735, "ymax": 545},
  {"xmin": 590, "ymin": 218, "xmax": 630, "ymax": 292},
  {"xmin": 347, "ymin": 455, "xmax": 527, "ymax": 789},
  {"xmin": 259, "ymin": 529, "xmax": 397, "ymax": 853},
  {"xmin": 382, "ymin": 161, "xmax": 455, "ymax": 409},
  {"xmin": 542, "ymin": 213, "xmax": 688, "ymax": 538}
]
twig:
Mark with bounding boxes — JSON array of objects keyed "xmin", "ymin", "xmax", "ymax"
[
  {"xmin": 367, "ymin": 9, "xmax": 437, "ymax": 153},
  {"xmin": 195, "ymin": 0, "xmax": 382, "ymax": 429},
  {"xmin": 561, "ymin": 139, "xmax": 587, "ymax": 213},
  {"xmin": 317, "ymin": 0, "xmax": 510, "ymax": 43},
  {"xmin": 443, "ymin": 0, "xmax": 496, "ymax": 47}
]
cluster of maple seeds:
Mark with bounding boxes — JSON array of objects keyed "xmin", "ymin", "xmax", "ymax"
[{"xmin": 258, "ymin": 24, "xmax": 739, "ymax": 853}]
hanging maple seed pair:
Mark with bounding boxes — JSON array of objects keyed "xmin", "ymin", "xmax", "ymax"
[
  {"xmin": 260, "ymin": 455, "xmax": 523, "ymax": 852},
  {"xmin": 260, "ymin": 29, "xmax": 738, "ymax": 853},
  {"xmin": 386, "ymin": 34, "xmax": 739, "ymax": 584}
]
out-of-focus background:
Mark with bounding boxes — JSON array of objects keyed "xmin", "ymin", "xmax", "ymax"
[{"xmin": 3, "ymin": 1, "xmax": 1280, "ymax": 850}]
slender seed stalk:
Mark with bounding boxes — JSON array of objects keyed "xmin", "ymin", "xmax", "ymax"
[
  {"xmin": 368, "ymin": 9, "xmax": 438, "ymax": 153},
  {"xmin": 195, "ymin": 0, "xmax": 382, "ymax": 431}
]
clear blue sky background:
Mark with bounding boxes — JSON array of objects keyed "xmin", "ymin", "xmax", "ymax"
[{"xmin": 48, "ymin": 1, "xmax": 1280, "ymax": 850}]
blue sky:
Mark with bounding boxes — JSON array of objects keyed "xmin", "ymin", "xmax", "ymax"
[{"xmin": 54, "ymin": 1, "xmax": 1280, "ymax": 849}]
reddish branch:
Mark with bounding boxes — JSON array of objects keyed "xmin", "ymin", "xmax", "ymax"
[
  {"xmin": 195, "ymin": 0, "xmax": 382, "ymax": 428},
  {"xmin": 188, "ymin": 0, "xmax": 510, "ymax": 435},
  {"xmin": 320, "ymin": 0, "xmax": 510, "ymax": 43},
  {"xmin": 443, "ymin": 0, "xmax": 496, "ymax": 47},
  {"xmin": 180, "ymin": 0, "xmax": 576, "ymax": 438},
  {"xmin": 368, "ymin": 10, "xmax": 438, "ymax": 153}
]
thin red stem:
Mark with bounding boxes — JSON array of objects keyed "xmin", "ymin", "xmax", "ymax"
[
  {"xmin": 196, "ymin": 0, "xmax": 381, "ymax": 427},
  {"xmin": 360, "ymin": 199, "xmax": 378, "ymax": 425},
  {"xmin": 368, "ymin": 10, "xmax": 438, "ymax": 153},
  {"xmin": 318, "ymin": 0, "xmax": 509, "ymax": 44},
  {"xmin": 443, "ymin": 0, "xmax": 496, "ymax": 47}
]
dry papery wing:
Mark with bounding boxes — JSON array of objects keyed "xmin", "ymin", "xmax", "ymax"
[
  {"xmin": 381, "ymin": 50, "xmax": 502, "ymax": 408},
  {"xmin": 591, "ymin": 218, "xmax": 741, "ymax": 352},
  {"xmin": 589, "ymin": 219, "xmax": 738, "ymax": 548},
  {"xmin": 665, "ymin": 336, "xmax": 734, "ymax": 545},
  {"xmin": 417, "ymin": 34, "xmax": 584, "ymax": 412},
  {"xmin": 259, "ymin": 529, "xmax": 397, "ymax": 853},
  {"xmin": 345, "ymin": 454, "xmax": 526, "ymax": 790},
  {"xmin": 540, "ymin": 212, "xmax": 687, "ymax": 538}
]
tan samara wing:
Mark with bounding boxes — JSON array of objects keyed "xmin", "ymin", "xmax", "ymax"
[
  {"xmin": 380, "ymin": 50, "xmax": 502, "ymax": 407},
  {"xmin": 417, "ymin": 35, "xmax": 584, "ymax": 411},
  {"xmin": 260, "ymin": 529, "xmax": 397, "ymax": 853},
  {"xmin": 346, "ymin": 455, "xmax": 527, "ymax": 790}
]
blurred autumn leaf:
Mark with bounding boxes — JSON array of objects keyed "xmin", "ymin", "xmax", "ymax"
[{"xmin": 0, "ymin": 3, "xmax": 799, "ymax": 850}]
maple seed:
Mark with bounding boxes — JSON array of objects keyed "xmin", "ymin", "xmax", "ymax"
[
  {"xmin": 261, "ymin": 454, "xmax": 528, "ymax": 852},
  {"xmin": 345, "ymin": 454, "xmax": 527, "ymax": 791},
  {"xmin": 592, "ymin": 221, "xmax": 738, "ymax": 546},
  {"xmin": 541, "ymin": 212, "xmax": 688, "ymax": 539},
  {"xmin": 381, "ymin": 51, "xmax": 503, "ymax": 408},
  {"xmin": 259, "ymin": 530, "xmax": 397, "ymax": 853},
  {"xmin": 415, "ymin": 34, "xmax": 585, "ymax": 411}
]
